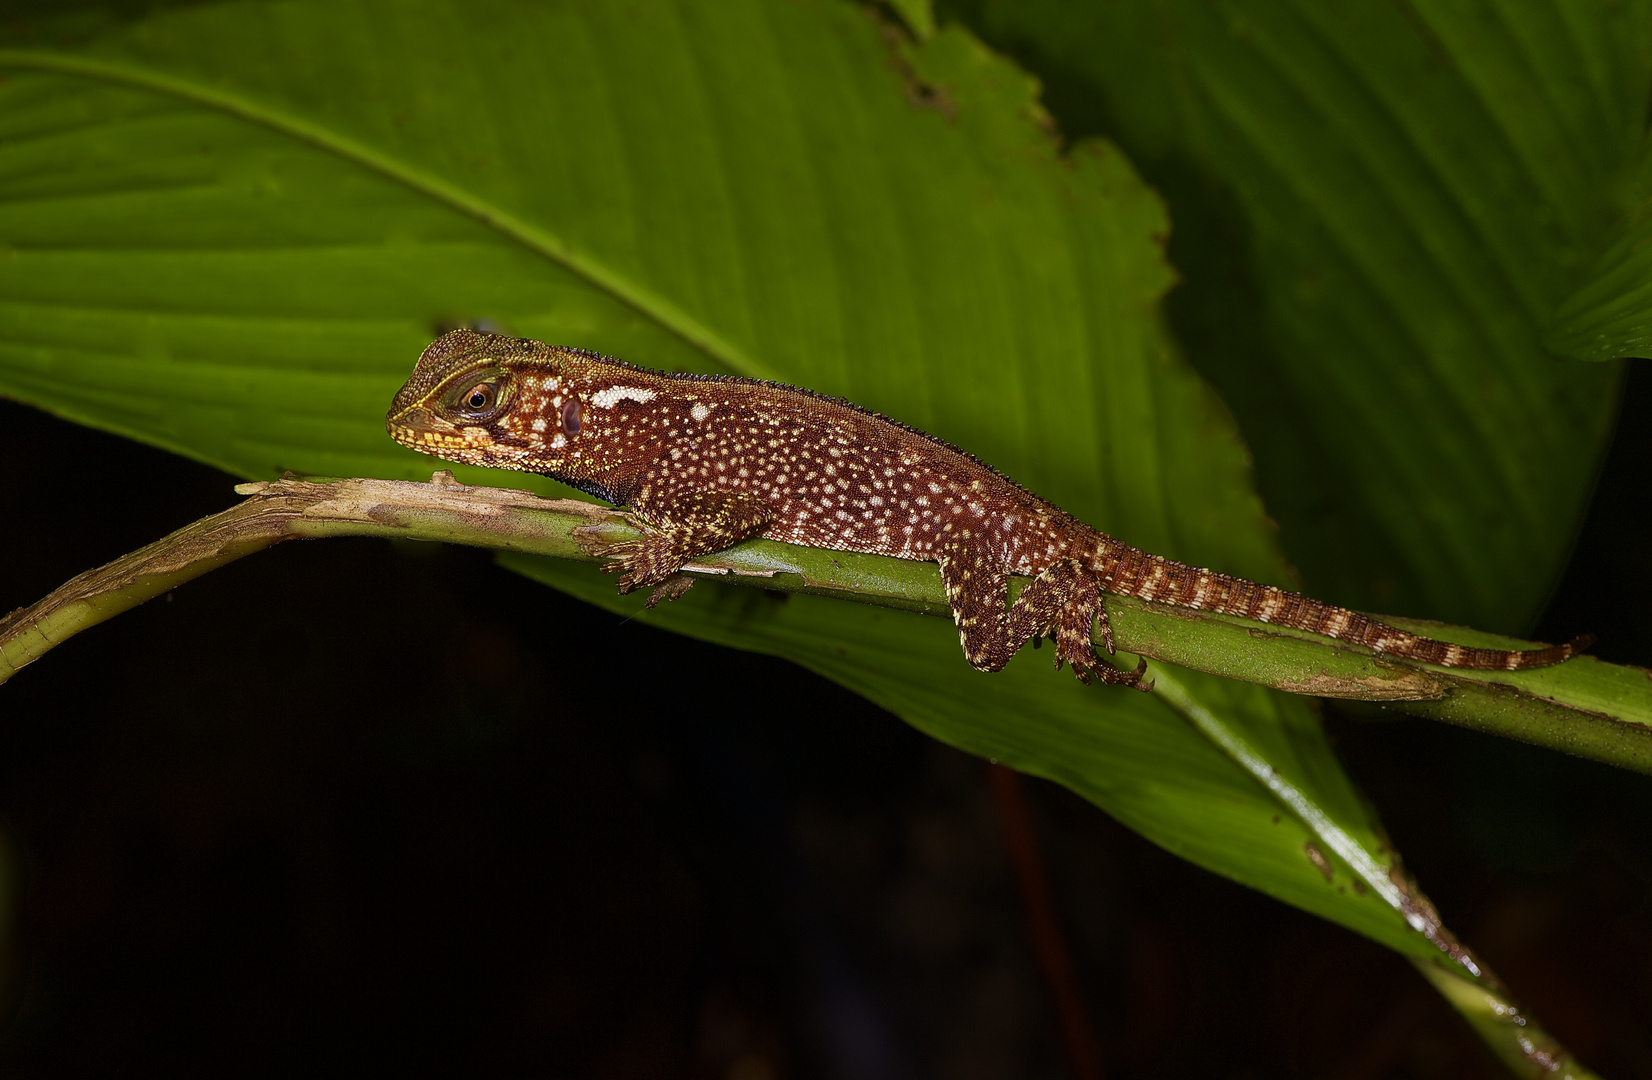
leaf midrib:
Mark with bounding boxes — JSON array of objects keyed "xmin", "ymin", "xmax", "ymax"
[{"xmin": 0, "ymin": 47, "xmax": 769, "ymax": 382}]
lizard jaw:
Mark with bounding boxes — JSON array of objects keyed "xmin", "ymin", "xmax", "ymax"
[{"xmin": 386, "ymin": 406, "xmax": 493, "ymax": 460}]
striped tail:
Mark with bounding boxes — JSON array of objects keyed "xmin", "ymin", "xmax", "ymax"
[{"xmin": 1090, "ymin": 541, "xmax": 1590, "ymax": 671}]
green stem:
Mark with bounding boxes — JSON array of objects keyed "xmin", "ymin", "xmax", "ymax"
[{"xmin": 5, "ymin": 474, "xmax": 1650, "ymax": 781}]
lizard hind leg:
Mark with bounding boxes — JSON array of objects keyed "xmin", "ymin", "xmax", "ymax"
[
  {"xmin": 1007, "ymin": 560, "xmax": 1150, "ymax": 690},
  {"xmin": 937, "ymin": 545, "xmax": 1148, "ymax": 689}
]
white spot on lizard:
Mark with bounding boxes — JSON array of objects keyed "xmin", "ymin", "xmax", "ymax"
[{"xmin": 590, "ymin": 386, "xmax": 657, "ymax": 409}]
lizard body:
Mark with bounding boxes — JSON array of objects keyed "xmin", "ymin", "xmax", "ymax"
[{"xmin": 387, "ymin": 330, "xmax": 1588, "ymax": 687}]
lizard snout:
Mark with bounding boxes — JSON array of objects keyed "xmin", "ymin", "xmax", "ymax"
[{"xmin": 385, "ymin": 405, "xmax": 457, "ymax": 449}]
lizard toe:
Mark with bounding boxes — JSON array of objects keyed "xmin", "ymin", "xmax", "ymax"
[{"xmin": 644, "ymin": 575, "xmax": 696, "ymax": 608}]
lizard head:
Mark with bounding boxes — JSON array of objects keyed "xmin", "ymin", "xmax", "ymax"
[{"xmin": 386, "ymin": 329, "xmax": 596, "ymax": 473}]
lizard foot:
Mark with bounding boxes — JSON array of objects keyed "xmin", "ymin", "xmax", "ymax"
[
  {"xmin": 644, "ymin": 574, "xmax": 696, "ymax": 608},
  {"xmin": 1081, "ymin": 598, "xmax": 1149, "ymax": 688},
  {"xmin": 1047, "ymin": 597, "xmax": 1150, "ymax": 689},
  {"xmin": 592, "ymin": 538, "xmax": 684, "ymax": 594},
  {"xmin": 1049, "ymin": 585, "xmax": 1101, "ymax": 677},
  {"xmin": 1060, "ymin": 648, "xmax": 1151, "ymax": 690}
]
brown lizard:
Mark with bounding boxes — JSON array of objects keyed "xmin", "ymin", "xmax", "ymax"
[{"xmin": 386, "ymin": 330, "xmax": 1589, "ymax": 688}]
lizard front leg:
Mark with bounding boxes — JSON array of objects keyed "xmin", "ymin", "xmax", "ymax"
[{"xmin": 592, "ymin": 489, "xmax": 774, "ymax": 600}]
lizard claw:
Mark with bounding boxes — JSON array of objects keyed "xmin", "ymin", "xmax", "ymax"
[
  {"xmin": 592, "ymin": 538, "xmax": 686, "ymax": 594},
  {"xmin": 1107, "ymin": 655, "xmax": 1152, "ymax": 691},
  {"xmin": 644, "ymin": 575, "xmax": 696, "ymax": 608},
  {"xmin": 1060, "ymin": 648, "xmax": 1151, "ymax": 690},
  {"xmin": 593, "ymin": 540, "xmax": 646, "ymax": 593}
]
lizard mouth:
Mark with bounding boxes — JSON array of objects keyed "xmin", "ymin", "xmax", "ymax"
[{"xmin": 386, "ymin": 406, "xmax": 479, "ymax": 453}]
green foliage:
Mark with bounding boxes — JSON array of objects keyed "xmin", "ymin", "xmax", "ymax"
[
  {"xmin": 0, "ymin": 0, "xmax": 1645, "ymax": 1059},
  {"xmin": 952, "ymin": 0, "xmax": 1646, "ymax": 629},
  {"xmin": 1548, "ymin": 144, "xmax": 1652, "ymax": 361}
]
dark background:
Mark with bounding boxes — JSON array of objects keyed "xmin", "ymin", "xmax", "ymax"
[{"xmin": 0, "ymin": 363, "xmax": 1649, "ymax": 1078}]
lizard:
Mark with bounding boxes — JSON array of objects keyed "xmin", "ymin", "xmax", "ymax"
[{"xmin": 386, "ymin": 329, "xmax": 1590, "ymax": 689}]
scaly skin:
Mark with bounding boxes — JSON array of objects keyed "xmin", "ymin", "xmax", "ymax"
[{"xmin": 387, "ymin": 330, "xmax": 1590, "ymax": 688}]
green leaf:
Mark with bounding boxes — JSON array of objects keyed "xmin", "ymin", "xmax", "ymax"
[
  {"xmin": 950, "ymin": 0, "xmax": 1641, "ymax": 632},
  {"xmin": 0, "ymin": 0, "xmax": 1531, "ymax": 1002},
  {"xmin": 1546, "ymin": 144, "xmax": 1652, "ymax": 361},
  {"xmin": 878, "ymin": 0, "xmax": 936, "ymax": 41}
]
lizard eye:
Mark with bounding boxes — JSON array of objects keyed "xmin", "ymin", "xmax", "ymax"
[
  {"xmin": 457, "ymin": 381, "xmax": 499, "ymax": 419},
  {"xmin": 561, "ymin": 398, "xmax": 582, "ymax": 434}
]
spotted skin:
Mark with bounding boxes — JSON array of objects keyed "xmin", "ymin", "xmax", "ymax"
[{"xmin": 387, "ymin": 331, "xmax": 1590, "ymax": 687}]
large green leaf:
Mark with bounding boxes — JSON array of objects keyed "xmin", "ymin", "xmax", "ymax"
[
  {"xmin": 1547, "ymin": 144, "xmax": 1652, "ymax": 361},
  {"xmin": 950, "ymin": 0, "xmax": 1639, "ymax": 632},
  {"xmin": 0, "ymin": 0, "xmax": 1513, "ymax": 994}
]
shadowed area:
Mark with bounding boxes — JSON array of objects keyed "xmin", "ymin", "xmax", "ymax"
[{"xmin": 0, "ymin": 382, "xmax": 1649, "ymax": 1076}]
